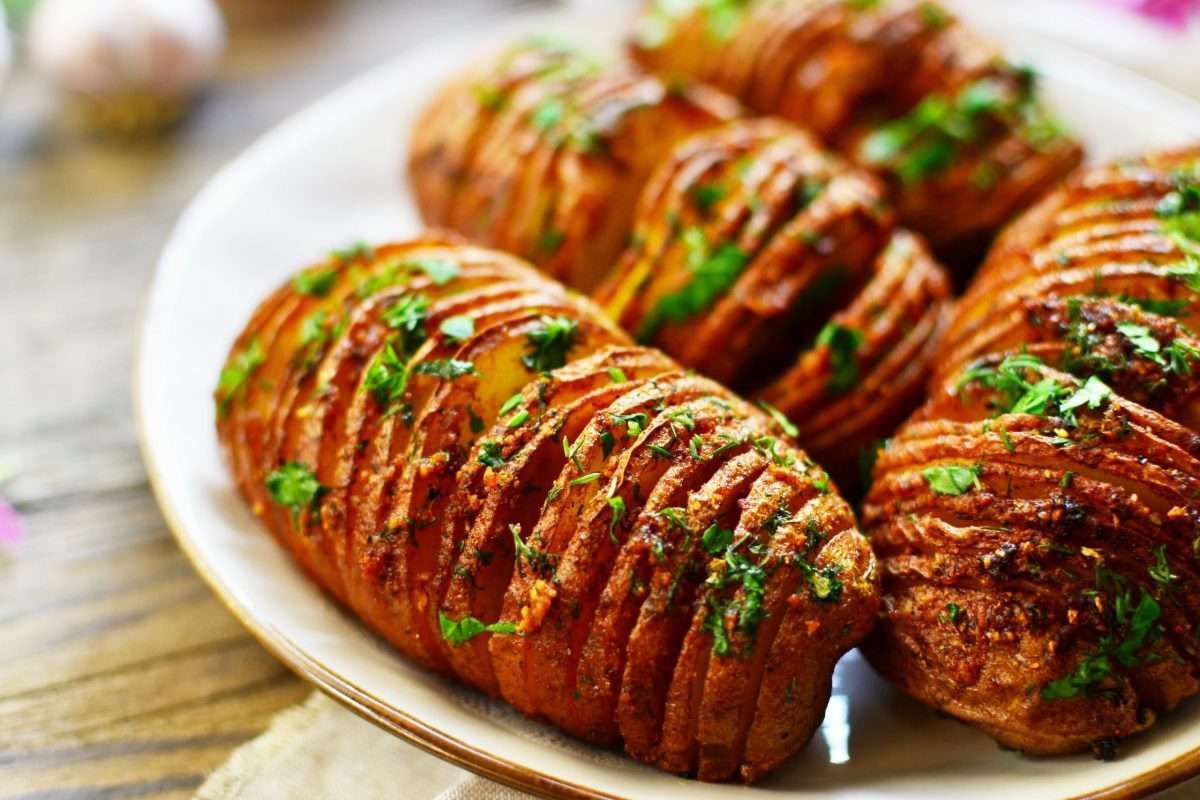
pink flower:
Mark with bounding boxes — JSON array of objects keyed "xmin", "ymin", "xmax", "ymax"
[
  {"xmin": 1102, "ymin": 0, "xmax": 1200, "ymax": 29},
  {"xmin": 0, "ymin": 496, "xmax": 25, "ymax": 546}
]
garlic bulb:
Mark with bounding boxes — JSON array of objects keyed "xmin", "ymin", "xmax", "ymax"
[
  {"xmin": 29, "ymin": 0, "xmax": 226, "ymax": 131},
  {"xmin": 0, "ymin": 6, "xmax": 10, "ymax": 90}
]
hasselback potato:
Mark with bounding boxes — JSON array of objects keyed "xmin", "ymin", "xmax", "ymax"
[
  {"xmin": 628, "ymin": 0, "xmax": 1084, "ymax": 261},
  {"xmin": 214, "ymin": 237, "xmax": 880, "ymax": 782},
  {"xmin": 410, "ymin": 41, "xmax": 955, "ymax": 487},
  {"xmin": 408, "ymin": 39, "xmax": 738, "ymax": 292},
  {"xmin": 596, "ymin": 117, "xmax": 953, "ymax": 485},
  {"xmin": 862, "ymin": 146, "xmax": 1200, "ymax": 756}
]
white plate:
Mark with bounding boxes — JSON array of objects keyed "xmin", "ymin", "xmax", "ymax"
[{"xmin": 135, "ymin": 4, "xmax": 1200, "ymax": 798}]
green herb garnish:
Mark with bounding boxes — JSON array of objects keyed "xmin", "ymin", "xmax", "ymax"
[
  {"xmin": 816, "ymin": 322, "xmax": 863, "ymax": 394},
  {"xmin": 478, "ymin": 441, "xmax": 506, "ymax": 469},
  {"xmin": 638, "ymin": 227, "xmax": 749, "ymax": 341},
  {"xmin": 522, "ymin": 316, "xmax": 580, "ymax": 372},
  {"xmin": 923, "ymin": 463, "xmax": 982, "ymax": 496},
  {"xmin": 265, "ymin": 461, "xmax": 326, "ymax": 526},
  {"xmin": 438, "ymin": 611, "xmax": 517, "ymax": 646},
  {"xmin": 292, "ymin": 266, "xmax": 339, "ymax": 297},
  {"xmin": 413, "ymin": 359, "xmax": 478, "ymax": 380},
  {"xmin": 216, "ymin": 337, "xmax": 265, "ymax": 415},
  {"xmin": 439, "ymin": 315, "xmax": 475, "ymax": 343}
]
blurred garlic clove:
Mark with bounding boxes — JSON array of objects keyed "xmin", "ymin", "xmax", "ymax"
[
  {"xmin": 29, "ymin": 0, "xmax": 226, "ymax": 134},
  {"xmin": 0, "ymin": 6, "xmax": 10, "ymax": 90}
]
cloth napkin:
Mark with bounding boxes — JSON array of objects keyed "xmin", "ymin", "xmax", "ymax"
[{"xmin": 195, "ymin": 2, "xmax": 1200, "ymax": 798}]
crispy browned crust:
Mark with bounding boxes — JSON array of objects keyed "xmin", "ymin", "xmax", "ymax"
[
  {"xmin": 627, "ymin": 0, "xmax": 1084, "ymax": 259},
  {"xmin": 407, "ymin": 39, "xmax": 738, "ymax": 291},
  {"xmin": 862, "ymin": 147, "xmax": 1200, "ymax": 757},
  {"xmin": 214, "ymin": 238, "xmax": 879, "ymax": 782},
  {"xmin": 597, "ymin": 118, "xmax": 953, "ymax": 490}
]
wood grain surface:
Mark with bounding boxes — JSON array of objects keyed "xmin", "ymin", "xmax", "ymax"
[{"xmin": 0, "ymin": 3, "xmax": 528, "ymax": 797}]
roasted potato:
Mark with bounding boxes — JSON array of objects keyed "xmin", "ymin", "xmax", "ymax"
[
  {"xmin": 862, "ymin": 147, "xmax": 1200, "ymax": 757},
  {"xmin": 597, "ymin": 118, "xmax": 953, "ymax": 487},
  {"xmin": 215, "ymin": 237, "xmax": 880, "ymax": 782},
  {"xmin": 628, "ymin": 0, "xmax": 1084, "ymax": 262},
  {"xmin": 408, "ymin": 38, "xmax": 738, "ymax": 291}
]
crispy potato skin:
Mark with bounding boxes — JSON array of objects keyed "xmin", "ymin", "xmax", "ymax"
[
  {"xmin": 214, "ymin": 238, "xmax": 879, "ymax": 783},
  {"xmin": 409, "ymin": 47, "xmax": 954, "ymax": 492},
  {"xmin": 407, "ymin": 40, "xmax": 738, "ymax": 292},
  {"xmin": 598, "ymin": 118, "xmax": 953, "ymax": 491},
  {"xmin": 863, "ymin": 146, "xmax": 1200, "ymax": 757},
  {"xmin": 627, "ymin": 0, "xmax": 1084, "ymax": 261}
]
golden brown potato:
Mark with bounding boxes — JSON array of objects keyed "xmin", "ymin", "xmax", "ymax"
[
  {"xmin": 408, "ymin": 39, "xmax": 738, "ymax": 291},
  {"xmin": 628, "ymin": 0, "xmax": 1084, "ymax": 262},
  {"xmin": 215, "ymin": 237, "xmax": 879, "ymax": 783},
  {"xmin": 597, "ymin": 118, "xmax": 953, "ymax": 488},
  {"xmin": 862, "ymin": 147, "xmax": 1200, "ymax": 757}
]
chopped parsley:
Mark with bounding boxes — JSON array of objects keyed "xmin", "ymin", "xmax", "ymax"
[
  {"xmin": 407, "ymin": 257, "xmax": 460, "ymax": 286},
  {"xmin": 1042, "ymin": 566, "xmax": 1164, "ymax": 700},
  {"xmin": 531, "ymin": 96, "xmax": 565, "ymax": 131},
  {"xmin": 331, "ymin": 241, "xmax": 373, "ymax": 262},
  {"xmin": 363, "ymin": 343, "xmax": 409, "ymax": 407},
  {"xmin": 296, "ymin": 311, "xmax": 331, "ymax": 373},
  {"xmin": 413, "ymin": 358, "xmax": 478, "ymax": 380},
  {"xmin": 607, "ymin": 367, "xmax": 627, "ymax": 383},
  {"xmin": 659, "ymin": 507, "xmax": 689, "ymax": 531},
  {"xmin": 265, "ymin": 461, "xmax": 326, "ymax": 526},
  {"xmin": 478, "ymin": 441, "xmax": 506, "ymax": 469},
  {"xmin": 758, "ymin": 400, "xmax": 799, "ymax": 437},
  {"xmin": 689, "ymin": 182, "xmax": 727, "ymax": 214},
  {"xmin": 816, "ymin": 323, "xmax": 863, "ymax": 394},
  {"xmin": 438, "ymin": 611, "xmax": 517, "ymax": 646},
  {"xmin": 1115, "ymin": 320, "xmax": 1161, "ymax": 358},
  {"xmin": 1148, "ymin": 544, "xmax": 1178, "ymax": 589},
  {"xmin": 702, "ymin": 536, "xmax": 769, "ymax": 656},
  {"xmin": 1116, "ymin": 294, "xmax": 1189, "ymax": 317},
  {"xmin": 473, "ymin": 82, "xmax": 505, "ymax": 110},
  {"xmin": 701, "ymin": 522, "xmax": 734, "ymax": 555},
  {"xmin": 522, "ymin": 316, "xmax": 580, "ymax": 373},
  {"xmin": 648, "ymin": 443, "xmax": 674, "ymax": 459},
  {"xmin": 1156, "ymin": 171, "xmax": 1200, "ymax": 246},
  {"xmin": 607, "ymin": 496, "xmax": 626, "ymax": 544},
  {"xmin": 959, "ymin": 354, "xmax": 1111, "ymax": 425},
  {"xmin": 612, "ymin": 411, "xmax": 649, "ymax": 436},
  {"xmin": 923, "ymin": 463, "xmax": 982, "ymax": 496},
  {"xmin": 796, "ymin": 558, "xmax": 843, "ymax": 603},
  {"xmin": 637, "ymin": 227, "xmax": 749, "ymax": 341},
  {"xmin": 216, "ymin": 337, "xmax": 265, "ymax": 415},
  {"xmin": 535, "ymin": 228, "xmax": 565, "ymax": 255},
  {"xmin": 510, "ymin": 523, "xmax": 555, "ymax": 576},
  {"xmin": 439, "ymin": 315, "xmax": 475, "ymax": 343},
  {"xmin": 860, "ymin": 73, "xmax": 1062, "ymax": 184},
  {"xmin": 382, "ymin": 293, "xmax": 430, "ymax": 356},
  {"xmin": 292, "ymin": 266, "xmax": 339, "ymax": 297},
  {"xmin": 499, "ymin": 393, "xmax": 524, "ymax": 417},
  {"xmin": 938, "ymin": 602, "xmax": 963, "ymax": 624},
  {"xmin": 1059, "ymin": 375, "xmax": 1113, "ymax": 418}
]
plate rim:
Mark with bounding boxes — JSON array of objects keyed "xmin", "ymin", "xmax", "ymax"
[{"xmin": 131, "ymin": 7, "xmax": 1200, "ymax": 798}]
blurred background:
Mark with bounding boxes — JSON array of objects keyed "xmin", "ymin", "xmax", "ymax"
[{"xmin": 1, "ymin": 1, "xmax": 1198, "ymax": 798}]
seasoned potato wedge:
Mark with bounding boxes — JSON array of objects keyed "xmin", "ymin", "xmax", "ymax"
[
  {"xmin": 627, "ymin": 0, "xmax": 1084, "ymax": 261},
  {"xmin": 863, "ymin": 147, "xmax": 1200, "ymax": 757},
  {"xmin": 215, "ymin": 238, "xmax": 878, "ymax": 783}
]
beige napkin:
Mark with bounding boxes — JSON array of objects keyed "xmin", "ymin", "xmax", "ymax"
[{"xmin": 195, "ymin": 692, "xmax": 532, "ymax": 800}]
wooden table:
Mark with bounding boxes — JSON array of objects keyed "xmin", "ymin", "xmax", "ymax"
[{"xmin": 0, "ymin": 3, "xmax": 526, "ymax": 797}]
